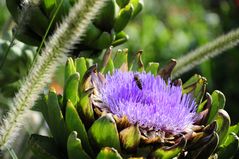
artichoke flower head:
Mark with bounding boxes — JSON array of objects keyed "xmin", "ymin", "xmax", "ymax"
[{"xmin": 91, "ymin": 70, "xmax": 198, "ymax": 137}]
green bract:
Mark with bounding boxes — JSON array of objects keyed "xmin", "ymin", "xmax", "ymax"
[
  {"xmin": 6, "ymin": 0, "xmax": 143, "ymax": 56},
  {"xmin": 31, "ymin": 48, "xmax": 239, "ymax": 159}
]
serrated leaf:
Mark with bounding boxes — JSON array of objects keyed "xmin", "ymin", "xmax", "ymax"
[
  {"xmin": 96, "ymin": 147, "xmax": 123, "ymax": 159},
  {"xmin": 67, "ymin": 131, "xmax": 91, "ymax": 159},
  {"xmin": 29, "ymin": 134, "xmax": 64, "ymax": 159},
  {"xmin": 88, "ymin": 114, "xmax": 121, "ymax": 152},
  {"xmin": 65, "ymin": 100, "xmax": 94, "ymax": 156},
  {"xmin": 47, "ymin": 90, "xmax": 68, "ymax": 149}
]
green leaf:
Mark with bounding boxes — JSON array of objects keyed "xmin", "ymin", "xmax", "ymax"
[
  {"xmin": 145, "ymin": 62, "xmax": 159, "ymax": 76},
  {"xmin": 88, "ymin": 114, "xmax": 121, "ymax": 152},
  {"xmin": 130, "ymin": 0, "xmax": 144, "ymax": 18},
  {"xmin": 116, "ymin": 0, "xmax": 130, "ymax": 8},
  {"xmin": 94, "ymin": 0, "xmax": 115, "ymax": 31},
  {"xmin": 113, "ymin": 49, "xmax": 128, "ymax": 69},
  {"xmin": 229, "ymin": 122, "xmax": 239, "ymax": 135},
  {"xmin": 217, "ymin": 132, "xmax": 239, "ymax": 159},
  {"xmin": 215, "ymin": 109, "xmax": 230, "ymax": 145},
  {"xmin": 42, "ymin": 0, "xmax": 56, "ymax": 17},
  {"xmin": 75, "ymin": 57, "xmax": 88, "ymax": 82},
  {"xmin": 64, "ymin": 58, "xmax": 76, "ymax": 83},
  {"xmin": 29, "ymin": 134, "xmax": 64, "ymax": 159},
  {"xmin": 63, "ymin": 73, "xmax": 80, "ymax": 107},
  {"xmin": 182, "ymin": 74, "xmax": 207, "ymax": 104},
  {"xmin": 103, "ymin": 59, "xmax": 114, "ymax": 74},
  {"xmin": 159, "ymin": 59, "xmax": 176, "ymax": 81},
  {"xmin": 65, "ymin": 100, "xmax": 94, "ymax": 156},
  {"xmin": 67, "ymin": 131, "xmax": 91, "ymax": 159},
  {"xmin": 207, "ymin": 90, "xmax": 226, "ymax": 124},
  {"xmin": 92, "ymin": 32, "xmax": 114, "ymax": 50},
  {"xmin": 35, "ymin": 95, "xmax": 49, "ymax": 123},
  {"xmin": 112, "ymin": 31, "xmax": 129, "ymax": 47},
  {"xmin": 96, "ymin": 147, "xmax": 123, "ymax": 159},
  {"xmin": 83, "ymin": 23, "xmax": 102, "ymax": 45},
  {"xmin": 47, "ymin": 89, "xmax": 68, "ymax": 149},
  {"xmin": 78, "ymin": 93, "xmax": 95, "ymax": 128},
  {"xmin": 119, "ymin": 125, "xmax": 141, "ymax": 151},
  {"xmin": 114, "ymin": 4, "xmax": 133, "ymax": 33},
  {"xmin": 151, "ymin": 137, "xmax": 186, "ymax": 159}
]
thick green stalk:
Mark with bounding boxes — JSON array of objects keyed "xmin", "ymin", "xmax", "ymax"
[
  {"xmin": 172, "ymin": 28, "xmax": 239, "ymax": 78},
  {"xmin": 0, "ymin": 0, "xmax": 108, "ymax": 150}
]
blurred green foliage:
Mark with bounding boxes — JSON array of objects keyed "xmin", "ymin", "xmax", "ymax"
[{"xmin": 0, "ymin": 1, "xmax": 10, "ymax": 32}]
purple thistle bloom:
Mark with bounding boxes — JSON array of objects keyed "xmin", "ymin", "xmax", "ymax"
[{"xmin": 92, "ymin": 70, "xmax": 198, "ymax": 134}]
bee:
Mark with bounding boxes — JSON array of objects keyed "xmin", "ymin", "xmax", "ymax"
[{"xmin": 134, "ymin": 74, "xmax": 143, "ymax": 90}]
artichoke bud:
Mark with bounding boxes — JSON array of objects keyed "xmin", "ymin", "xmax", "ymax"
[
  {"xmin": 119, "ymin": 125, "xmax": 141, "ymax": 151},
  {"xmin": 182, "ymin": 74, "xmax": 207, "ymax": 104},
  {"xmin": 6, "ymin": 0, "xmax": 143, "ymax": 55},
  {"xmin": 30, "ymin": 51, "xmax": 236, "ymax": 159}
]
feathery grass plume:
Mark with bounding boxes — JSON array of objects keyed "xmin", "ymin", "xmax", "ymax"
[
  {"xmin": 172, "ymin": 28, "xmax": 239, "ymax": 78},
  {"xmin": 0, "ymin": 0, "xmax": 108, "ymax": 150}
]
